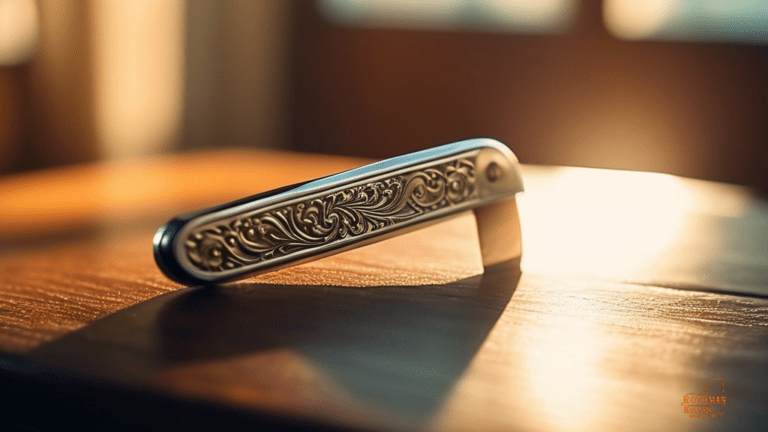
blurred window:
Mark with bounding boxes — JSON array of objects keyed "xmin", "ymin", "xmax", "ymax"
[
  {"xmin": 604, "ymin": 0, "xmax": 768, "ymax": 44},
  {"xmin": 0, "ymin": 0, "xmax": 38, "ymax": 65},
  {"xmin": 318, "ymin": 0, "xmax": 578, "ymax": 33}
]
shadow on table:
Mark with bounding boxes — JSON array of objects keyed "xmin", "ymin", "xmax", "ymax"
[{"xmin": 30, "ymin": 262, "xmax": 520, "ymax": 428}]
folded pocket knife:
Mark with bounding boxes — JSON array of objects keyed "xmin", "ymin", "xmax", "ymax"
[{"xmin": 154, "ymin": 138, "xmax": 524, "ymax": 285}]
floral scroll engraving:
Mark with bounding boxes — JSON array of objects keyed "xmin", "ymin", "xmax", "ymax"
[{"xmin": 186, "ymin": 158, "xmax": 478, "ymax": 272}]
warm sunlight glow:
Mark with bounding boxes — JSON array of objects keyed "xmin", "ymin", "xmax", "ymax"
[
  {"xmin": 517, "ymin": 167, "xmax": 742, "ymax": 280},
  {"xmin": 524, "ymin": 315, "xmax": 606, "ymax": 431}
]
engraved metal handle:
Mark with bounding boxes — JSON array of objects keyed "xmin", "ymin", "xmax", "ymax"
[{"xmin": 153, "ymin": 138, "xmax": 524, "ymax": 285}]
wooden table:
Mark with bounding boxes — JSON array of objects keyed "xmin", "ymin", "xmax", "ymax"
[{"xmin": 1, "ymin": 149, "xmax": 766, "ymax": 431}]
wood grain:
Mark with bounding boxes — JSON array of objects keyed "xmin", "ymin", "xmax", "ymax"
[
  {"xmin": 0, "ymin": 148, "xmax": 370, "ymax": 239},
  {"xmin": 0, "ymin": 149, "xmax": 485, "ymax": 352},
  {"xmin": 0, "ymin": 234, "xmax": 176, "ymax": 352},
  {"xmin": 0, "ymin": 214, "xmax": 484, "ymax": 353},
  {"xmin": 1, "ymin": 149, "xmax": 767, "ymax": 431},
  {"xmin": 432, "ymin": 275, "xmax": 768, "ymax": 432}
]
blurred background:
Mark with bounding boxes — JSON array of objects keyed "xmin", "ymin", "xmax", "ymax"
[{"xmin": 0, "ymin": 0, "xmax": 766, "ymax": 189}]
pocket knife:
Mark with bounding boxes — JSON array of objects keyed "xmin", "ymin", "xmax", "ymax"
[{"xmin": 154, "ymin": 138, "xmax": 524, "ymax": 285}]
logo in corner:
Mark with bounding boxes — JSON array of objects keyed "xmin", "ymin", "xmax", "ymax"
[{"xmin": 682, "ymin": 378, "xmax": 726, "ymax": 418}]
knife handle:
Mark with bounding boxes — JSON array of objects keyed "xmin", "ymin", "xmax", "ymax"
[{"xmin": 153, "ymin": 138, "xmax": 524, "ymax": 285}]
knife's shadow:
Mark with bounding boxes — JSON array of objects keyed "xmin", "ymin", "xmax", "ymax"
[{"xmin": 31, "ymin": 262, "xmax": 520, "ymax": 425}]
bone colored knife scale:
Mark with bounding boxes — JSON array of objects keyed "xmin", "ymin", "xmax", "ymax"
[{"xmin": 153, "ymin": 139, "xmax": 524, "ymax": 285}]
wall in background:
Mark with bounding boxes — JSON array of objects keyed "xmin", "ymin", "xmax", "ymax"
[
  {"xmin": 0, "ymin": 0, "xmax": 185, "ymax": 173},
  {"xmin": 182, "ymin": 1, "xmax": 294, "ymax": 151},
  {"xmin": 1, "ymin": 0, "xmax": 765, "ymax": 192},
  {"xmin": 89, "ymin": 0, "xmax": 185, "ymax": 159},
  {"xmin": 291, "ymin": 0, "xmax": 768, "ymax": 190}
]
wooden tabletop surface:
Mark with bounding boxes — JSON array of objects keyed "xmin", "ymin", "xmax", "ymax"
[{"xmin": 0, "ymin": 148, "xmax": 766, "ymax": 431}]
